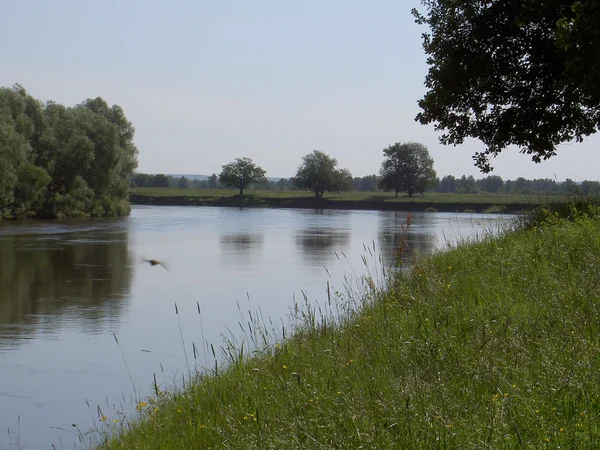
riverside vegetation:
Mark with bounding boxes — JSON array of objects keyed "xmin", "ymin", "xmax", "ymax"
[
  {"xmin": 97, "ymin": 203, "xmax": 600, "ymax": 449},
  {"xmin": 0, "ymin": 85, "xmax": 137, "ymax": 219},
  {"xmin": 129, "ymin": 187, "xmax": 561, "ymax": 213}
]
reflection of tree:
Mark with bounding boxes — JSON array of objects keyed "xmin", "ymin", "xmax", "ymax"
[
  {"xmin": 377, "ymin": 212, "xmax": 437, "ymax": 268},
  {"xmin": 0, "ymin": 222, "xmax": 133, "ymax": 343},
  {"xmin": 294, "ymin": 227, "xmax": 351, "ymax": 265},
  {"xmin": 219, "ymin": 233, "xmax": 264, "ymax": 266}
]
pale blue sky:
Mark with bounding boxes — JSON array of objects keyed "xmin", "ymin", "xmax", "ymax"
[{"xmin": 2, "ymin": 0, "xmax": 598, "ymax": 180}]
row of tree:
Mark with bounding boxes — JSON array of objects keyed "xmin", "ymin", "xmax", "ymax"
[
  {"xmin": 434, "ymin": 175, "xmax": 600, "ymax": 196},
  {"xmin": 137, "ymin": 170, "xmax": 599, "ymax": 197},
  {"xmin": 211, "ymin": 152, "xmax": 356, "ymax": 197},
  {"xmin": 137, "ymin": 140, "xmax": 599, "ymax": 197},
  {"xmin": 0, "ymin": 84, "xmax": 138, "ymax": 219},
  {"xmin": 131, "ymin": 143, "xmax": 439, "ymax": 198}
]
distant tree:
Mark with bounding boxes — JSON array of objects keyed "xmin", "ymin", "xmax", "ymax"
[
  {"xmin": 413, "ymin": 1, "xmax": 600, "ymax": 172},
  {"xmin": 563, "ymin": 178, "xmax": 579, "ymax": 196},
  {"xmin": 579, "ymin": 180, "xmax": 600, "ymax": 196},
  {"xmin": 478, "ymin": 175, "xmax": 504, "ymax": 193},
  {"xmin": 254, "ymin": 178, "xmax": 275, "ymax": 191},
  {"xmin": 513, "ymin": 177, "xmax": 533, "ymax": 194},
  {"xmin": 331, "ymin": 168, "xmax": 354, "ymax": 193},
  {"xmin": 457, "ymin": 175, "xmax": 478, "ymax": 194},
  {"xmin": 277, "ymin": 178, "xmax": 286, "ymax": 191},
  {"xmin": 219, "ymin": 157, "xmax": 266, "ymax": 195},
  {"xmin": 353, "ymin": 175, "xmax": 379, "ymax": 192},
  {"xmin": 192, "ymin": 178, "xmax": 208, "ymax": 189},
  {"xmin": 177, "ymin": 176, "xmax": 189, "ymax": 189},
  {"xmin": 532, "ymin": 178, "xmax": 560, "ymax": 194},
  {"xmin": 130, "ymin": 173, "xmax": 151, "ymax": 187},
  {"xmin": 208, "ymin": 173, "xmax": 218, "ymax": 189},
  {"xmin": 378, "ymin": 142, "xmax": 437, "ymax": 197},
  {"xmin": 294, "ymin": 150, "xmax": 353, "ymax": 198},
  {"xmin": 436, "ymin": 175, "xmax": 457, "ymax": 193},
  {"xmin": 152, "ymin": 174, "xmax": 170, "ymax": 188}
]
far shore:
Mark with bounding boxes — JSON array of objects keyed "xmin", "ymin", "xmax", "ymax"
[{"xmin": 129, "ymin": 188, "xmax": 558, "ymax": 214}]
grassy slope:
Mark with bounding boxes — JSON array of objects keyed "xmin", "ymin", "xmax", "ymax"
[{"xmin": 99, "ymin": 211, "xmax": 600, "ymax": 449}]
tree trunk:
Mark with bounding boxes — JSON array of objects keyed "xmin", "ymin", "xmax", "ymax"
[
  {"xmin": 395, "ymin": 189, "xmax": 398, "ymax": 198},
  {"xmin": 239, "ymin": 187, "xmax": 244, "ymax": 196}
]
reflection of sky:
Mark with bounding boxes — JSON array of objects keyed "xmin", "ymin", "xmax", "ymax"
[{"xmin": 0, "ymin": 206, "xmax": 512, "ymax": 449}]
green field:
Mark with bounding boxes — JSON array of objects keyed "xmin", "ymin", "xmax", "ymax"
[
  {"xmin": 130, "ymin": 188, "xmax": 562, "ymax": 212},
  {"xmin": 98, "ymin": 205, "xmax": 600, "ymax": 449}
]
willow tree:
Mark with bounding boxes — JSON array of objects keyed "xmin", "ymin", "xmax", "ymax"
[{"xmin": 0, "ymin": 84, "xmax": 138, "ymax": 219}]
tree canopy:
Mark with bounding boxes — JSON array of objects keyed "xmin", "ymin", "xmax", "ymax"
[
  {"xmin": 413, "ymin": 1, "xmax": 600, "ymax": 172},
  {"xmin": 378, "ymin": 142, "xmax": 437, "ymax": 197},
  {"xmin": 218, "ymin": 157, "xmax": 266, "ymax": 195},
  {"xmin": 294, "ymin": 150, "xmax": 353, "ymax": 198},
  {"xmin": 0, "ymin": 84, "xmax": 138, "ymax": 219}
]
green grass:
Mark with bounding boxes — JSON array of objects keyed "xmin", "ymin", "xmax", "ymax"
[
  {"xmin": 130, "ymin": 187, "xmax": 553, "ymax": 204},
  {"xmin": 97, "ymin": 206, "xmax": 600, "ymax": 449}
]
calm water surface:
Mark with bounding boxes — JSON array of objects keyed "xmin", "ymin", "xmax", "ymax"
[{"xmin": 0, "ymin": 206, "xmax": 508, "ymax": 449}]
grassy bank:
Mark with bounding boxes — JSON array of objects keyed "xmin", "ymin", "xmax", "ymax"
[
  {"xmin": 129, "ymin": 188, "xmax": 558, "ymax": 213},
  {"xmin": 99, "ymin": 207, "xmax": 600, "ymax": 449}
]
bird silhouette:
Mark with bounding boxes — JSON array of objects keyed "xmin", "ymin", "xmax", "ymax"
[{"xmin": 143, "ymin": 259, "xmax": 168, "ymax": 271}]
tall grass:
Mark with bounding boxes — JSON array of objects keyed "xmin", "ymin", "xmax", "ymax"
[{"xmin": 97, "ymin": 207, "xmax": 600, "ymax": 449}]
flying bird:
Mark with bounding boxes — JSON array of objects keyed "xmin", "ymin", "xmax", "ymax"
[{"xmin": 142, "ymin": 258, "xmax": 168, "ymax": 271}]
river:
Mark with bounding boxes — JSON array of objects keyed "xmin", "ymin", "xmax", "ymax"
[{"xmin": 0, "ymin": 205, "xmax": 508, "ymax": 449}]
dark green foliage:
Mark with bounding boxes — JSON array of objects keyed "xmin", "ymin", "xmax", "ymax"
[
  {"xmin": 177, "ymin": 177, "xmax": 188, "ymax": 189},
  {"xmin": 208, "ymin": 173, "xmax": 218, "ymax": 189},
  {"xmin": 353, "ymin": 174, "xmax": 380, "ymax": 192},
  {"xmin": 218, "ymin": 157, "xmax": 267, "ymax": 196},
  {"xmin": 129, "ymin": 173, "xmax": 174, "ymax": 188},
  {"xmin": 433, "ymin": 175, "xmax": 592, "ymax": 196},
  {"xmin": 294, "ymin": 150, "xmax": 353, "ymax": 198},
  {"xmin": 413, "ymin": 1, "xmax": 600, "ymax": 172},
  {"xmin": 378, "ymin": 142, "xmax": 437, "ymax": 197},
  {"xmin": 0, "ymin": 84, "xmax": 138, "ymax": 219}
]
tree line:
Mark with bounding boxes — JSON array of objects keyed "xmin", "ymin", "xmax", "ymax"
[
  {"xmin": 133, "ymin": 142, "xmax": 599, "ymax": 197},
  {"xmin": 132, "ymin": 143, "xmax": 439, "ymax": 198},
  {"xmin": 0, "ymin": 84, "xmax": 137, "ymax": 219}
]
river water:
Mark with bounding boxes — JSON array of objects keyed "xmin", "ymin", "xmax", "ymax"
[{"xmin": 0, "ymin": 206, "xmax": 508, "ymax": 449}]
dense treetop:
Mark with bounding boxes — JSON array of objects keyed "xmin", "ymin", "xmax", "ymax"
[
  {"xmin": 378, "ymin": 142, "xmax": 438, "ymax": 197},
  {"xmin": 293, "ymin": 150, "xmax": 353, "ymax": 198},
  {"xmin": 413, "ymin": 0, "xmax": 600, "ymax": 172},
  {"xmin": 0, "ymin": 84, "xmax": 137, "ymax": 219},
  {"xmin": 219, "ymin": 157, "xmax": 266, "ymax": 196}
]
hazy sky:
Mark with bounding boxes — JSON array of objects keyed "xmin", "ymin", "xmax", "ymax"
[{"xmin": 2, "ymin": 0, "xmax": 598, "ymax": 180}]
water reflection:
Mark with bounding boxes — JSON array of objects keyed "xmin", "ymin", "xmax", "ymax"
[
  {"xmin": 0, "ymin": 222, "xmax": 133, "ymax": 344},
  {"xmin": 219, "ymin": 232, "xmax": 264, "ymax": 265},
  {"xmin": 294, "ymin": 227, "xmax": 351, "ymax": 265},
  {"xmin": 377, "ymin": 212, "xmax": 437, "ymax": 268}
]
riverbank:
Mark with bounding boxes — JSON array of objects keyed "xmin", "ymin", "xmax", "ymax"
[
  {"xmin": 99, "ymin": 206, "xmax": 600, "ymax": 448},
  {"xmin": 130, "ymin": 188, "xmax": 557, "ymax": 213}
]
